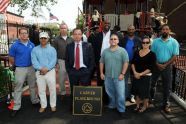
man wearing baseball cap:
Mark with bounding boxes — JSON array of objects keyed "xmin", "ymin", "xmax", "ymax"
[{"xmin": 31, "ymin": 32, "xmax": 57, "ymax": 113}]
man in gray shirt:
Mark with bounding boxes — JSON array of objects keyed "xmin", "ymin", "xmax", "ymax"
[
  {"xmin": 52, "ymin": 23, "xmax": 73, "ymax": 97},
  {"xmin": 100, "ymin": 33, "xmax": 129, "ymax": 118}
]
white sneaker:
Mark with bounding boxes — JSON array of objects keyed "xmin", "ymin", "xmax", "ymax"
[{"xmin": 130, "ymin": 96, "xmax": 135, "ymax": 103}]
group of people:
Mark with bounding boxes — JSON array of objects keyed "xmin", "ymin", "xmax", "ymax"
[
  {"xmin": 135, "ymin": 6, "xmax": 168, "ymax": 34},
  {"xmin": 8, "ymin": 21, "xmax": 179, "ymax": 118}
]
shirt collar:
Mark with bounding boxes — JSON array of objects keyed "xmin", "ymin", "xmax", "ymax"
[
  {"xmin": 39, "ymin": 44, "xmax": 50, "ymax": 48},
  {"xmin": 160, "ymin": 36, "xmax": 171, "ymax": 42},
  {"xmin": 61, "ymin": 35, "xmax": 68, "ymax": 40},
  {"xmin": 18, "ymin": 39, "xmax": 30, "ymax": 45},
  {"xmin": 75, "ymin": 41, "xmax": 82, "ymax": 46}
]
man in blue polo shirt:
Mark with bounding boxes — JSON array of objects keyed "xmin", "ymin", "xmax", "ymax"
[
  {"xmin": 9, "ymin": 27, "xmax": 39, "ymax": 117},
  {"xmin": 150, "ymin": 24, "xmax": 179, "ymax": 113},
  {"xmin": 119, "ymin": 25, "xmax": 141, "ymax": 103}
]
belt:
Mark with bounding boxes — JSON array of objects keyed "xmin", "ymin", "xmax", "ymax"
[
  {"xmin": 158, "ymin": 62, "xmax": 167, "ymax": 64},
  {"xmin": 16, "ymin": 65, "xmax": 32, "ymax": 67},
  {"xmin": 58, "ymin": 58, "xmax": 65, "ymax": 60},
  {"xmin": 73, "ymin": 67, "xmax": 87, "ymax": 70}
]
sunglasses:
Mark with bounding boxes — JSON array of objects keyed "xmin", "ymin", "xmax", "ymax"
[
  {"xmin": 110, "ymin": 38, "xmax": 118, "ymax": 40},
  {"xmin": 40, "ymin": 37, "xmax": 47, "ymax": 39},
  {"xmin": 142, "ymin": 42, "xmax": 150, "ymax": 44},
  {"xmin": 20, "ymin": 32, "xmax": 28, "ymax": 35}
]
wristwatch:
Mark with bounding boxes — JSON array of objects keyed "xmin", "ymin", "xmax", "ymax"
[{"xmin": 121, "ymin": 72, "xmax": 125, "ymax": 75}]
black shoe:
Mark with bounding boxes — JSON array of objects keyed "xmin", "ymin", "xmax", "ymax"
[
  {"xmin": 32, "ymin": 103, "xmax": 40, "ymax": 108},
  {"xmin": 119, "ymin": 112, "xmax": 130, "ymax": 119},
  {"xmin": 10, "ymin": 110, "xmax": 19, "ymax": 117}
]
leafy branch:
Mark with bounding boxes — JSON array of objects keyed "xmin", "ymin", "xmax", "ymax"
[{"xmin": 10, "ymin": 0, "xmax": 57, "ymax": 16}]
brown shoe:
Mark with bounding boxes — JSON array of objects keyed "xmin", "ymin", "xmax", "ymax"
[
  {"xmin": 39, "ymin": 108, "xmax": 46, "ymax": 113},
  {"xmin": 51, "ymin": 107, "xmax": 56, "ymax": 112},
  {"xmin": 164, "ymin": 106, "xmax": 171, "ymax": 113}
]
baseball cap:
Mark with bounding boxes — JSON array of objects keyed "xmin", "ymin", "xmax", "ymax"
[{"xmin": 39, "ymin": 32, "xmax": 49, "ymax": 38}]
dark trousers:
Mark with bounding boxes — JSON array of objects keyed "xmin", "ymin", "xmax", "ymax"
[
  {"xmin": 135, "ymin": 18, "xmax": 140, "ymax": 29},
  {"xmin": 68, "ymin": 68, "xmax": 91, "ymax": 93},
  {"xmin": 150, "ymin": 65, "xmax": 172, "ymax": 107},
  {"xmin": 68, "ymin": 68, "xmax": 91, "ymax": 110}
]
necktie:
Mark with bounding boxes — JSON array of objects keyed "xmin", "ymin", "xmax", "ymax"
[{"xmin": 75, "ymin": 43, "xmax": 80, "ymax": 70}]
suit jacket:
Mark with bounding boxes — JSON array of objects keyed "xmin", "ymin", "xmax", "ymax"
[
  {"xmin": 91, "ymin": 31, "xmax": 114, "ymax": 64},
  {"xmin": 65, "ymin": 41, "xmax": 95, "ymax": 74},
  {"xmin": 90, "ymin": 32, "xmax": 103, "ymax": 64}
]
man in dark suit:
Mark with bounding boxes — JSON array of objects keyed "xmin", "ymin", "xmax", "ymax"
[
  {"xmin": 65, "ymin": 28, "xmax": 95, "ymax": 92},
  {"xmin": 88, "ymin": 25, "xmax": 100, "ymax": 79}
]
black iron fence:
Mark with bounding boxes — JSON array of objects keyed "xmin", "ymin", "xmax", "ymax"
[
  {"xmin": 0, "ymin": 20, "xmax": 52, "ymax": 55},
  {"xmin": 172, "ymin": 55, "xmax": 186, "ymax": 102},
  {"xmin": 0, "ymin": 21, "xmax": 52, "ymax": 67}
]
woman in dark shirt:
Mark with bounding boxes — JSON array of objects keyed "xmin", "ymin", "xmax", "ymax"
[{"xmin": 131, "ymin": 36, "xmax": 156, "ymax": 113}]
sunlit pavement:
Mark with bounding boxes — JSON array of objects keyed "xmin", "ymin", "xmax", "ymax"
[{"xmin": 0, "ymin": 79, "xmax": 185, "ymax": 124}]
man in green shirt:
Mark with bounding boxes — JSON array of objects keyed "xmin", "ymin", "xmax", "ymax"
[{"xmin": 100, "ymin": 33, "xmax": 129, "ymax": 117}]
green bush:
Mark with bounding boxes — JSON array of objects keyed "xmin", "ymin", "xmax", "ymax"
[{"xmin": 0, "ymin": 65, "xmax": 14, "ymax": 98}]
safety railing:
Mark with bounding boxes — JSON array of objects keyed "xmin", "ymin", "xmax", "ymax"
[{"xmin": 172, "ymin": 55, "xmax": 186, "ymax": 109}]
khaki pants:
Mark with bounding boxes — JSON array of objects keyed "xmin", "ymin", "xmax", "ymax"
[
  {"xmin": 58, "ymin": 59, "xmax": 70, "ymax": 95},
  {"xmin": 13, "ymin": 66, "xmax": 39, "ymax": 110},
  {"xmin": 36, "ymin": 69, "xmax": 56, "ymax": 108}
]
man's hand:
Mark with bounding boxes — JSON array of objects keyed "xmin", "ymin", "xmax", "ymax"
[
  {"xmin": 118, "ymin": 74, "xmax": 124, "ymax": 81},
  {"xmin": 157, "ymin": 64, "xmax": 166, "ymax": 71},
  {"xmin": 40, "ymin": 67, "xmax": 49, "ymax": 75},
  {"xmin": 100, "ymin": 73, "xmax": 105, "ymax": 80}
]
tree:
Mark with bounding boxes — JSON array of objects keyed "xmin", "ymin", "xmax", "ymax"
[
  {"xmin": 76, "ymin": 14, "xmax": 85, "ymax": 30},
  {"xmin": 43, "ymin": 23, "xmax": 60, "ymax": 37},
  {"xmin": 10, "ymin": 0, "xmax": 57, "ymax": 16}
]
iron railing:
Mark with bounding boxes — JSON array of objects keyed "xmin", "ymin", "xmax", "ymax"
[
  {"xmin": 172, "ymin": 56, "xmax": 186, "ymax": 102},
  {"xmin": 0, "ymin": 21, "xmax": 52, "ymax": 55}
]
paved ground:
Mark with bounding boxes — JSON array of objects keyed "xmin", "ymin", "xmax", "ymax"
[{"xmin": 0, "ymin": 88, "xmax": 185, "ymax": 124}]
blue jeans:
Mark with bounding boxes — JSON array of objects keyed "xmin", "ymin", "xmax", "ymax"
[
  {"xmin": 125, "ymin": 65, "xmax": 132, "ymax": 98},
  {"xmin": 105, "ymin": 77, "xmax": 125, "ymax": 112}
]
